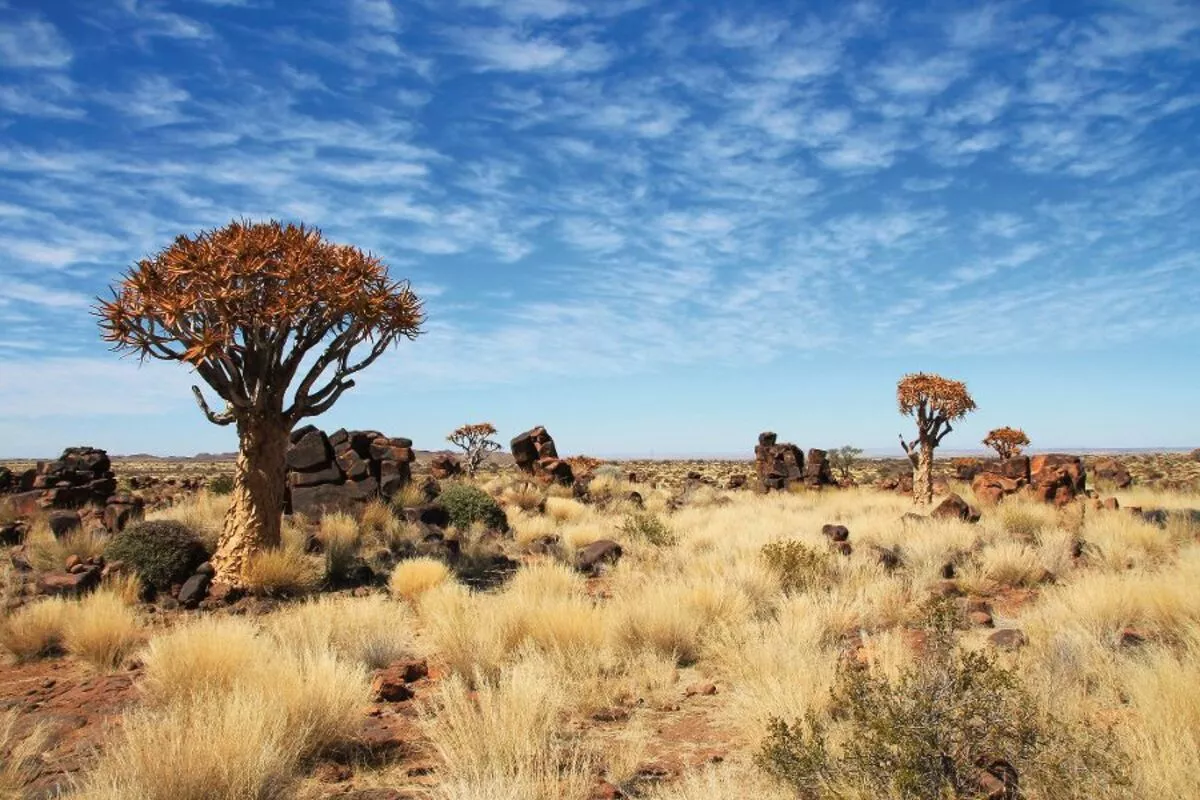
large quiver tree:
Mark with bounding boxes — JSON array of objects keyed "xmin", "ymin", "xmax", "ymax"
[
  {"xmin": 897, "ymin": 373, "xmax": 976, "ymax": 505},
  {"xmin": 97, "ymin": 220, "xmax": 423, "ymax": 584}
]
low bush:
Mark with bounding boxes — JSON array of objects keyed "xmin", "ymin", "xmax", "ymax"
[
  {"xmin": 617, "ymin": 512, "xmax": 676, "ymax": 547},
  {"xmin": 760, "ymin": 540, "xmax": 831, "ymax": 595},
  {"xmin": 104, "ymin": 520, "xmax": 208, "ymax": 590},
  {"xmin": 206, "ymin": 474, "xmax": 235, "ymax": 495},
  {"xmin": 756, "ymin": 600, "xmax": 1130, "ymax": 799},
  {"xmin": 440, "ymin": 483, "xmax": 508, "ymax": 532}
]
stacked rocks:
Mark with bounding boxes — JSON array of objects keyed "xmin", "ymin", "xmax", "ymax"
[
  {"xmin": 510, "ymin": 426, "xmax": 574, "ymax": 486},
  {"xmin": 1092, "ymin": 458, "xmax": 1133, "ymax": 489},
  {"xmin": 429, "ymin": 453, "xmax": 463, "ymax": 480},
  {"xmin": 1, "ymin": 447, "xmax": 143, "ymax": 533},
  {"xmin": 971, "ymin": 457, "xmax": 1032, "ymax": 506},
  {"xmin": 971, "ymin": 454, "xmax": 1088, "ymax": 507},
  {"xmin": 754, "ymin": 434, "xmax": 835, "ymax": 490},
  {"xmin": 754, "ymin": 432, "xmax": 804, "ymax": 491},
  {"xmin": 287, "ymin": 426, "xmax": 415, "ymax": 517}
]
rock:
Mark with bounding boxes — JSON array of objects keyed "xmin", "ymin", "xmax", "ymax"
[
  {"xmin": 988, "ymin": 629, "xmax": 1028, "ymax": 651},
  {"xmin": 403, "ymin": 503, "xmax": 450, "ymax": 528},
  {"xmin": 371, "ymin": 660, "xmax": 429, "ymax": 702},
  {"xmin": 1093, "ymin": 458, "xmax": 1133, "ymax": 489},
  {"xmin": 931, "ymin": 493, "xmax": 981, "ymax": 523},
  {"xmin": 290, "ymin": 461, "xmax": 345, "ymax": 488},
  {"xmin": 178, "ymin": 573, "xmax": 211, "ymax": 608},
  {"xmin": 871, "ymin": 545, "xmax": 903, "ymax": 571},
  {"xmin": 974, "ymin": 760, "xmax": 1019, "ymax": 800},
  {"xmin": 430, "ymin": 453, "xmax": 463, "ymax": 480},
  {"xmin": 804, "ymin": 449, "xmax": 835, "ymax": 487},
  {"xmin": 37, "ymin": 568, "xmax": 101, "ymax": 598},
  {"xmin": 1029, "ymin": 454, "xmax": 1086, "ymax": 506},
  {"xmin": 821, "ymin": 524, "xmax": 850, "ymax": 542},
  {"xmin": 1118, "ymin": 627, "xmax": 1148, "ymax": 648},
  {"xmin": 727, "ymin": 474, "xmax": 747, "ymax": 490},
  {"xmin": 968, "ymin": 610, "xmax": 994, "ymax": 627},
  {"xmin": 754, "ymin": 432, "xmax": 804, "ymax": 491},
  {"xmin": 286, "ymin": 427, "xmax": 332, "ymax": 471},
  {"xmin": 0, "ymin": 522, "xmax": 25, "ymax": 546},
  {"xmin": 64, "ymin": 554, "xmax": 81, "ymax": 571},
  {"xmin": 46, "ymin": 510, "xmax": 82, "ymax": 539},
  {"xmin": 336, "ymin": 449, "xmax": 371, "ymax": 481},
  {"xmin": 685, "ymin": 682, "xmax": 718, "ymax": 697},
  {"xmin": 575, "ymin": 539, "xmax": 623, "ymax": 574},
  {"xmin": 103, "ymin": 495, "xmax": 145, "ymax": 533}
]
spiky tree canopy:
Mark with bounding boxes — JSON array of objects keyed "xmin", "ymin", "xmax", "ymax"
[
  {"xmin": 447, "ymin": 422, "xmax": 502, "ymax": 476},
  {"xmin": 983, "ymin": 427, "xmax": 1030, "ymax": 459},
  {"xmin": 97, "ymin": 219, "xmax": 423, "ymax": 426},
  {"xmin": 897, "ymin": 372, "xmax": 977, "ymax": 459}
]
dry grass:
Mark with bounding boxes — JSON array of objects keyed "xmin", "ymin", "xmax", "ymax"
[
  {"xmin": 268, "ymin": 594, "xmax": 422, "ymax": 668},
  {"xmin": 25, "ymin": 523, "xmax": 106, "ymax": 573},
  {"xmin": 243, "ymin": 547, "xmax": 322, "ymax": 596},
  {"xmin": 30, "ymin": 470, "xmax": 1200, "ymax": 800},
  {"xmin": 0, "ymin": 598, "xmax": 68, "ymax": 662},
  {"xmin": 390, "ymin": 557, "xmax": 452, "ymax": 601},
  {"xmin": 147, "ymin": 491, "xmax": 228, "ymax": 552},
  {"xmin": 62, "ymin": 591, "xmax": 143, "ymax": 670},
  {"xmin": 0, "ymin": 710, "xmax": 50, "ymax": 798}
]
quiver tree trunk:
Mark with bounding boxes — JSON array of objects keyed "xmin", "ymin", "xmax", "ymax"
[
  {"xmin": 913, "ymin": 442, "xmax": 935, "ymax": 506},
  {"xmin": 211, "ymin": 414, "xmax": 290, "ymax": 584}
]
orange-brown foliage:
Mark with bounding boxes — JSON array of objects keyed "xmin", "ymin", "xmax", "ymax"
[
  {"xmin": 983, "ymin": 426, "xmax": 1030, "ymax": 459},
  {"xmin": 897, "ymin": 373, "xmax": 977, "ymax": 422}
]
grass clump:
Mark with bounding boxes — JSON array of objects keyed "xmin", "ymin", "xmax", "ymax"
[
  {"xmin": 390, "ymin": 557, "xmax": 452, "ymax": 602},
  {"xmin": 617, "ymin": 512, "xmax": 676, "ymax": 547},
  {"xmin": 0, "ymin": 598, "xmax": 68, "ymax": 661},
  {"xmin": 63, "ymin": 591, "xmax": 142, "ymax": 670},
  {"xmin": 440, "ymin": 483, "xmax": 508, "ymax": 532},
  {"xmin": 756, "ymin": 600, "xmax": 1130, "ymax": 799},
  {"xmin": 206, "ymin": 474, "xmax": 234, "ymax": 495},
  {"xmin": 242, "ymin": 548, "xmax": 322, "ymax": 597},
  {"xmin": 104, "ymin": 520, "xmax": 208, "ymax": 590},
  {"xmin": 760, "ymin": 540, "xmax": 831, "ymax": 595}
]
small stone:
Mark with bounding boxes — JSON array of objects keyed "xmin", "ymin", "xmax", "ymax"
[
  {"xmin": 64, "ymin": 554, "xmax": 82, "ymax": 571},
  {"xmin": 988, "ymin": 629, "xmax": 1028, "ymax": 651},
  {"xmin": 591, "ymin": 707, "xmax": 630, "ymax": 722},
  {"xmin": 968, "ymin": 610, "xmax": 994, "ymax": 628},
  {"xmin": 685, "ymin": 682, "xmax": 718, "ymax": 697}
]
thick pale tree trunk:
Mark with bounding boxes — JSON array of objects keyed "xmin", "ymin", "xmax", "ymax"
[
  {"xmin": 212, "ymin": 413, "xmax": 290, "ymax": 585},
  {"xmin": 913, "ymin": 441, "xmax": 935, "ymax": 506}
]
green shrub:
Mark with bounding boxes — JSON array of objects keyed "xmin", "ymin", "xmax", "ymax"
[
  {"xmin": 104, "ymin": 520, "xmax": 209, "ymax": 589},
  {"xmin": 439, "ymin": 483, "xmax": 508, "ymax": 532},
  {"xmin": 617, "ymin": 512, "xmax": 676, "ymax": 546},
  {"xmin": 207, "ymin": 474, "xmax": 235, "ymax": 495},
  {"xmin": 756, "ymin": 600, "xmax": 1129, "ymax": 799},
  {"xmin": 760, "ymin": 540, "xmax": 831, "ymax": 594}
]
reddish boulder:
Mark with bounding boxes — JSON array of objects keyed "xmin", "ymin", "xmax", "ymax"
[
  {"xmin": 430, "ymin": 453, "xmax": 463, "ymax": 480},
  {"xmin": 1093, "ymin": 458, "xmax": 1132, "ymax": 489},
  {"xmin": 37, "ymin": 567, "xmax": 101, "ymax": 598},
  {"xmin": 931, "ymin": 493, "xmax": 980, "ymax": 523}
]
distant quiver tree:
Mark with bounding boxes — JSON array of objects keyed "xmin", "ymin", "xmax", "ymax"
[
  {"xmin": 983, "ymin": 427, "xmax": 1030, "ymax": 460},
  {"xmin": 897, "ymin": 372, "xmax": 977, "ymax": 505},
  {"xmin": 97, "ymin": 220, "xmax": 423, "ymax": 584},
  {"xmin": 447, "ymin": 422, "xmax": 502, "ymax": 477}
]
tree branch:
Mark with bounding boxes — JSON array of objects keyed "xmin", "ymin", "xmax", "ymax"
[
  {"xmin": 934, "ymin": 420, "xmax": 955, "ymax": 445},
  {"xmin": 898, "ymin": 433, "xmax": 919, "ymax": 467},
  {"xmin": 297, "ymin": 379, "xmax": 354, "ymax": 419},
  {"xmin": 192, "ymin": 385, "xmax": 236, "ymax": 426}
]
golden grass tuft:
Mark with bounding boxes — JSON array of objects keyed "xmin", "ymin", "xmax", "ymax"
[
  {"xmin": 243, "ymin": 547, "xmax": 322, "ymax": 596},
  {"xmin": 390, "ymin": 557, "xmax": 452, "ymax": 602},
  {"xmin": 268, "ymin": 594, "xmax": 421, "ymax": 669},
  {"xmin": 0, "ymin": 710, "xmax": 50, "ymax": 797},
  {"xmin": 0, "ymin": 598, "xmax": 68, "ymax": 662},
  {"xmin": 63, "ymin": 591, "xmax": 142, "ymax": 670}
]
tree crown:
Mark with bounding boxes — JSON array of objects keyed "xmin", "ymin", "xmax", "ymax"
[
  {"xmin": 983, "ymin": 426, "xmax": 1030, "ymax": 457},
  {"xmin": 97, "ymin": 219, "xmax": 423, "ymax": 425},
  {"xmin": 897, "ymin": 373, "xmax": 977, "ymax": 422},
  {"xmin": 448, "ymin": 423, "xmax": 499, "ymax": 441}
]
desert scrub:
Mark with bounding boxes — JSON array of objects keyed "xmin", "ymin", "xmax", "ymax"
[
  {"xmin": 756, "ymin": 600, "xmax": 1130, "ymax": 799},
  {"xmin": 206, "ymin": 473, "xmax": 234, "ymax": 495},
  {"xmin": 104, "ymin": 520, "xmax": 209, "ymax": 590},
  {"xmin": 617, "ymin": 512, "xmax": 676, "ymax": 547},
  {"xmin": 440, "ymin": 482, "xmax": 508, "ymax": 532},
  {"xmin": 760, "ymin": 540, "xmax": 831, "ymax": 595}
]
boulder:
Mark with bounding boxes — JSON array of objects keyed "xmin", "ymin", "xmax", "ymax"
[
  {"xmin": 930, "ymin": 493, "xmax": 980, "ymax": 523},
  {"xmin": 575, "ymin": 539, "xmax": 622, "ymax": 574},
  {"xmin": 178, "ymin": 573, "xmax": 211, "ymax": 608},
  {"xmin": 46, "ymin": 510, "xmax": 82, "ymax": 539},
  {"xmin": 430, "ymin": 453, "xmax": 463, "ymax": 480},
  {"xmin": 821, "ymin": 524, "xmax": 850, "ymax": 542},
  {"xmin": 37, "ymin": 567, "xmax": 101, "ymax": 598},
  {"xmin": 1093, "ymin": 458, "xmax": 1132, "ymax": 489},
  {"xmin": 988, "ymin": 629, "xmax": 1028, "ymax": 651},
  {"xmin": 804, "ymin": 449, "xmax": 835, "ymax": 487},
  {"xmin": 754, "ymin": 432, "xmax": 804, "ymax": 491},
  {"xmin": 286, "ymin": 427, "xmax": 332, "ymax": 471}
]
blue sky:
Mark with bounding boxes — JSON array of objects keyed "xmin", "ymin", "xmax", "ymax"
[{"xmin": 0, "ymin": 0, "xmax": 1198, "ymax": 458}]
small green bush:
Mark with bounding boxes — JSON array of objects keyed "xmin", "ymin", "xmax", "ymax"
[
  {"xmin": 617, "ymin": 512, "xmax": 676, "ymax": 546},
  {"xmin": 439, "ymin": 482, "xmax": 508, "ymax": 532},
  {"xmin": 760, "ymin": 540, "xmax": 831, "ymax": 594},
  {"xmin": 756, "ymin": 599, "xmax": 1130, "ymax": 799},
  {"xmin": 207, "ymin": 474, "xmax": 235, "ymax": 495},
  {"xmin": 104, "ymin": 520, "xmax": 209, "ymax": 589}
]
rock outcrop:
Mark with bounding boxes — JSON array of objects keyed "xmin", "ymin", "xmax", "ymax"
[
  {"xmin": 510, "ymin": 426, "xmax": 574, "ymax": 486},
  {"xmin": 286, "ymin": 426, "xmax": 415, "ymax": 517},
  {"xmin": 429, "ymin": 453, "xmax": 463, "ymax": 480},
  {"xmin": 754, "ymin": 432, "xmax": 802, "ymax": 490},
  {"xmin": 1029, "ymin": 454, "xmax": 1086, "ymax": 507},
  {"xmin": 1092, "ymin": 457, "xmax": 1132, "ymax": 489},
  {"xmin": 1, "ymin": 447, "xmax": 143, "ymax": 533}
]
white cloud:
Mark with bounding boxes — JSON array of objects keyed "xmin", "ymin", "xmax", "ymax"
[
  {"xmin": 0, "ymin": 15, "xmax": 72, "ymax": 68},
  {"xmin": 450, "ymin": 26, "xmax": 613, "ymax": 73}
]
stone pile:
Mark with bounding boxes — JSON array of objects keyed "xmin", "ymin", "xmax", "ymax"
[
  {"xmin": 754, "ymin": 433, "xmax": 836, "ymax": 491},
  {"xmin": 1, "ymin": 447, "xmax": 143, "ymax": 534},
  {"xmin": 286, "ymin": 426, "xmax": 415, "ymax": 517},
  {"xmin": 429, "ymin": 453, "xmax": 463, "ymax": 480},
  {"xmin": 510, "ymin": 426, "xmax": 574, "ymax": 486},
  {"xmin": 971, "ymin": 454, "xmax": 1088, "ymax": 507},
  {"xmin": 1092, "ymin": 457, "xmax": 1132, "ymax": 489}
]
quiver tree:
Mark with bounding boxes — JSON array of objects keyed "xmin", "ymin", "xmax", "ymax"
[
  {"xmin": 983, "ymin": 427, "xmax": 1030, "ymax": 460},
  {"xmin": 97, "ymin": 220, "xmax": 423, "ymax": 584},
  {"xmin": 897, "ymin": 373, "xmax": 976, "ymax": 505},
  {"xmin": 447, "ymin": 422, "xmax": 502, "ymax": 477}
]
